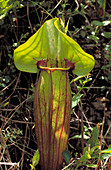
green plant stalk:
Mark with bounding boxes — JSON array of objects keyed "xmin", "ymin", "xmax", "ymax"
[{"xmin": 34, "ymin": 68, "xmax": 72, "ymax": 170}]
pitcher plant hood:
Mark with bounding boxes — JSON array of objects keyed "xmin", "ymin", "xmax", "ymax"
[{"xmin": 14, "ymin": 18, "xmax": 95, "ymax": 76}]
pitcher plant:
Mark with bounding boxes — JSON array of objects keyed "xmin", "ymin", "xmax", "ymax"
[{"xmin": 14, "ymin": 18, "xmax": 95, "ymax": 170}]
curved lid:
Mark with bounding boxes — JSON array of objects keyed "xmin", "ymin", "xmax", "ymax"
[{"xmin": 14, "ymin": 18, "xmax": 95, "ymax": 76}]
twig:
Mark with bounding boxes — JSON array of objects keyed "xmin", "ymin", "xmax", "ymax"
[
  {"xmin": 75, "ymin": 0, "xmax": 79, "ymax": 11},
  {"xmin": 87, "ymin": 70, "xmax": 101, "ymax": 93},
  {"xmin": 103, "ymin": 157, "xmax": 109, "ymax": 169},
  {"xmin": 27, "ymin": 1, "xmax": 33, "ymax": 33},
  {"xmin": 0, "ymin": 78, "xmax": 17, "ymax": 93},
  {"xmin": 1, "ymin": 72, "xmax": 21, "ymax": 105},
  {"xmin": 20, "ymin": 86, "xmax": 30, "ymax": 170},
  {"xmin": 0, "ymin": 162, "xmax": 19, "ymax": 166},
  {"xmin": 62, "ymin": 159, "xmax": 75, "ymax": 170},
  {"xmin": 44, "ymin": 0, "xmax": 62, "ymax": 21},
  {"xmin": 72, "ymin": 110, "xmax": 96, "ymax": 125},
  {"xmin": 20, "ymin": 124, "xmax": 28, "ymax": 170},
  {"xmin": 81, "ymin": 110, "xmax": 91, "ymax": 129},
  {"xmin": 0, "ymin": 115, "xmax": 35, "ymax": 124},
  {"xmin": 96, "ymin": 102, "xmax": 106, "ymax": 170},
  {"xmin": 107, "ymin": 157, "xmax": 111, "ymax": 170},
  {"xmin": 104, "ymin": 123, "xmax": 111, "ymax": 137},
  {"xmin": 0, "ymin": 129, "xmax": 11, "ymax": 162},
  {"xmin": 2, "ymin": 97, "xmax": 30, "ymax": 129},
  {"xmin": 79, "ymin": 100, "xmax": 84, "ymax": 154},
  {"xmin": 9, "ymin": 141, "xmax": 33, "ymax": 157}
]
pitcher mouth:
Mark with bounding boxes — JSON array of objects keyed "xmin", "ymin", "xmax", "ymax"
[
  {"xmin": 37, "ymin": 59, "xmax": 75, "ymax": 71},
  {"xmin": 39, "ymin": 65, "xmax": 70, "ymax": 71}
]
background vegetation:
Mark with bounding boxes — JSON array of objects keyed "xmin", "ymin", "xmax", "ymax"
[{"xmin": 0, "ymin": 0, "xmax": 111, "ymax": 169}]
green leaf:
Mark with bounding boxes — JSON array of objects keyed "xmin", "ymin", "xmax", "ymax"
[
  {"xmin": 70, "ymin": 134, "xmax": 90, "ymax": 140},
  {"xmin": 72, "ymin": 94, "xmax": 83, "ymax": 108},
  {"xmin": 105, "ymin": 55, "xmax": 111, "ymax": 59},
  {"xmin": 0, "ymin": 0, "xmax": 21, "ymax": 20},
  {"xmin": 89, "ymin": 145, "xmax": 100, "ymax": 155},
  {"xmin": 87, "ymin": 164, "xmax": 98, "ymax": 168},
  {"xmin": 93, "ymin": 20, "xmax": 103, "ymax": 26},
  {"xmin": 79, "ymin": 150, "xmax": 91, "ymax": 163},
  {"xmin": 0, "ymin": 11, "xmax": 7, "ymax": 20},
  {"xmin": 14, "ymin": 18, "xmax": 95, "ymax": 76},
  {"xmin": 100, "ymin": 153, "xmax": 111, "ymax": 160},
  {"xmin": 29, "ymin": 164, "xmax": 35, "ymax": 170},
  {"xmin": 101, "ymin": 145, "xmax": 111, "ymax": 153},
  {"xmin": 32, "ymin": 149, "xmax": 40, "ymax": 167},
  {"xmin": 80, "ymin": 30, "xmax": 86, "ymax": 38},
  {"xmin": 88, "ymin": 124, "xmax": 100, "ymax": 148},
  {"xmin": 71, "ymin": 75, "xmax": 84, "ymax": 83},
  {"xmin": 105, "ymin": 45, "xmax": 111, "ymax": 51},
  {"xmin": 101, "ymin": 32, "xmax": 111, "ymax": 38},
  {"xmin": 93, "ymin": 20, "xmax": 111, "ymax": 27},
  {"xmin": 85, "ymin": 151, "xmax": 91, "ymax": 159},
  {"xmin": 87, "ymin": 35, "xmax": 99, "ymax": 43},
  {"xmin": 65, "ymin": 18, "xmax": 70, "ymax": 34},
  {"xmin": 62, "ymin": 150, "xmax": 72, "ymax": 164},
  {"xmin": 102, "ymin": 20, "xmax": 111, "ymax": 26},
  {"xmin": 3, "ymin": 102, "xmax": 9, "ymax": 107}
]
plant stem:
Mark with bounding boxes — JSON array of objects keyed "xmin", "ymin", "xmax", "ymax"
[{"xmin": 34, "ymin": 69, "xmax": 72, "ymax": 170}]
